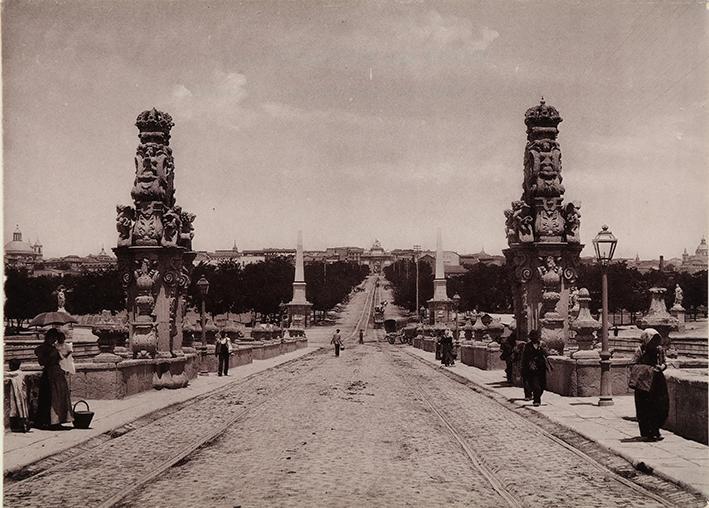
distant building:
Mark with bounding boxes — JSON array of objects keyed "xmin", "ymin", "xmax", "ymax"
[
  {"xmin": 324, "ymin": 247, "xmax": 364, "ymax": 264},
  {"xmin": 420, "ymin": 251, "xmax": 467, "ymax": 277},
  {"xmin": 4, "ymin": 226, "xmax": 43, "ymax": 272},
  {"xmin": 360, "ymin": 240, "xmax": 393, "ymax": 273},
  {"xmin": 40, "ymin": 247, "xmax": 116, "ymax": 275},
  {"xmin": 459, "ymin": 248, "xmax": 504, "ymax": 266},
  {"xmin": 681, "ymin": 237, "xmax": 709, "ymax": 274}
]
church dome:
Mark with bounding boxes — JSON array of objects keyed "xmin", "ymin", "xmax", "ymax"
[
  {"xmin": 4, "ymin": 227, "xmax": 35, "ymax": 254},
  {"xmin": 695, "ymin": 237, "xmax": 708, "ymax": 257}
]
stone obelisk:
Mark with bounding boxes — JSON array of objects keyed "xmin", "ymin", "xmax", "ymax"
[
  {"xmin": 286, "ymin": 230, "xmax": 312, "ymax": 328},
  {"xmin": 428, "ymin": 228, "xmax": 452, "ymax": 325}
]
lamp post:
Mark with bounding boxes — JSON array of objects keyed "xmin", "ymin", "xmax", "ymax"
[
  {"xmin": 413, "ymin": 244, "xmax": 421, "ymax": 321},
  {"xmin": 593, "ymin": 225, "xmax": 618, "ymax": 407},
  {"xmin": 196, "ymin": 275, "xmax": 210, "ymax": 375}
]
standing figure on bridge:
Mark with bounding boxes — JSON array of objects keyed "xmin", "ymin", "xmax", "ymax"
[
  {"xmin": 440, "ymin": 328, "xmax": 455, "ymax": 367},
  {"xmin": 359, "ymin": 329, "xmax": 364, "ymax": 344},
  {"xmin": 500, "ymin": 330, "xmax": 518, "ymax": 384},
  {"xmin": 331, "ymin": 329, "xmax": 343, "ymax": 357},
  {"xmin": 34, "ymin": 329, "xmax": 73, "ymax": 429},
  {"xmin": 215, "ymin": 332, "xmax": 232, "ymax": 376},
  {"xmin": 631, "ymin": 328, "xmax": 669, "ymax": 441},
  {"xmin": 521, "ymin": 330, "xmax": 550, "ymax": 406}
]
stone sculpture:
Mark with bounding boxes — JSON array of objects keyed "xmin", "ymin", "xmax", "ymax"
[
  {"xmin": 503, "ymin": 99, "xmax": 583, "ymax": 345},
  {"xmin": 115, "ymin": 108, "xmax": 196, "ymax": 358},
  {"xmin": 674, "ymin": 284, "xmax": 683, "ymax": 308}
]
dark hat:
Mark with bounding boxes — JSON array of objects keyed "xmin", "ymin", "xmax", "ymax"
[{"xmin": 528, "ymin": 329, "xmax": 541, "ymax": 341}]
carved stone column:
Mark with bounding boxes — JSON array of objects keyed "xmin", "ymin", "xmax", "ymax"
[
  {"xmin": 114, "ymin": 109, "xmax": 196, "ymax": 359},
  {"xmin": 503, "ymin": 99, "xmax": 583, "ymax": 352}
]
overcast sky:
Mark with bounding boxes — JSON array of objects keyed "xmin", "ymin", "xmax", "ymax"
[{"xmin": 3, "ymin": 0, "xmax": 707, "ymax": 259}]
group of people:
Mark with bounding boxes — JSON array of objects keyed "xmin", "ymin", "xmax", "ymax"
[
  {"xmin": 499, "ymin": 327, "xmax": 669, "ymax": 439},
  {"xmin": 330, "ymin": 328, "xmax": 366, "ymax": 356},
  {"xmin": 34, "ymin": 328, "xmax": 75, "ymax": 430}
]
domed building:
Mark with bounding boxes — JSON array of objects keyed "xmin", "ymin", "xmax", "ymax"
[
  {"xmin": 4, "ymin": 226, "xmax": 43, "ymax": 272},
  {"xmin": 681, "ymin": 237, "xmax": 709, "ymax": 273}
]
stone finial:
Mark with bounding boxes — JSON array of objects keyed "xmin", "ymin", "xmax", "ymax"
[
  {"xmin": 524, "ymin": 98, "xmax": 563, "ymax": 130},
  {"xmin": 136, "ymin": 108, "xmax": 174, "ymax": 144}
]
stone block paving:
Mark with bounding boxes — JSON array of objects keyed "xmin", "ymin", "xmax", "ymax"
[
  {"xmin": 386, "ymin": 349, "xmax": 681, "ymax": 507},
  {"xmin": 406, "ymin": 346, "xmax": 709, "ymax": 499},
  {"xmin": 121, "ymin": 347, "xmax": 508, "ymax": 507}
]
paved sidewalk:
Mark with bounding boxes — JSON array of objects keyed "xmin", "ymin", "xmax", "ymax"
[
  {"xmin": 3, "ymin": 347, "xmax": 319, "ymax": 474},
  {"xmin": 406, "ymin": 346, "xmax": 709, "ymax": 499}
]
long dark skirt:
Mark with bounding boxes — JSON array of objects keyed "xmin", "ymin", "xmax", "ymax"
[
  {"xmin": 36, "ymin": 365, "xmax": 73, "ymax": 427},
  {"xmin": 441, "ymin": 343, "xmax": 454, "ymax": 366},
  {"xmin": 634, "ymin": 371, "xmax": 669, "ymax": 437}
]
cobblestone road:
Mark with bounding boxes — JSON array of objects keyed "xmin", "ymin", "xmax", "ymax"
[{"xmin": 7, "ymin": 337, "xmax": 703, "ymax": 507}]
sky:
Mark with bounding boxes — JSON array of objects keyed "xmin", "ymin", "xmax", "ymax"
[{"xmin": 2, "ymin": 0, "xmax": 707, "ymax": 259}]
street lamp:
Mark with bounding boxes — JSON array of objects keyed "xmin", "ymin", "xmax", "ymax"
[
  {"xmin": 592, "ymin": 225, "xmax": 618, "ymax": 407},
  {"xmin": 413, "ymin": 245, "xmax": 421, "ymax": 321},
  {"xmin": 196, "ymin": 275, "xmax": 210, "ymax": 375}
]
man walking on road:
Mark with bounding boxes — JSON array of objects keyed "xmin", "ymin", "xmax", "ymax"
[
  {"xmin": 359, "ymin": 329, "xmax": 364, "ymax": 344},
  {"xmin": 331, "ymin": 329, "xmax": 343, "ymax": 357}
]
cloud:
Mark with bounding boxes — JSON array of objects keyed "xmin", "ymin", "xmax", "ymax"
[
  {"xmin": 260, "ymin": 101, "xmax": 380, "ymax": 128},
  {"xmin": 168, "ymin": 71, "xmax": 252, "ymax": 127},
  {"xmin": 352, "ymin": 10, "xmax": 498, "ymax": 55}
]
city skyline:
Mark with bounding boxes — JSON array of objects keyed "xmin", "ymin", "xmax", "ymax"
[
  {"xmin": 3, "ymin": 1, "xmax": 707, "ymax": 260},
  {"xmin": 5, "ymin": 222, "xmax": 705, "ymax": 263}
]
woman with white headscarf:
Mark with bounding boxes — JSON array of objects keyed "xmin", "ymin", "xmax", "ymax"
[{"xmin": 631, "ymin": 328, "xmax": 669, "ymax": 441}]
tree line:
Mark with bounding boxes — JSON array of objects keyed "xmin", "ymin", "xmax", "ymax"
[
  {"xmin": 4, "ymin": 259, "xmax": 369, "ymax": 331},
  {"xmin": 384, "ymin": 258, "xmax": 707, "ymax": 318}
]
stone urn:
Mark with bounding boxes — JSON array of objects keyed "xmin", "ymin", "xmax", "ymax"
[
  {"xmin": 486, "ymin": 318, "xmax": 504, "ymax": 344},
  {"xmin": 462, "ymin": 319, "xmax": 474, "ymax": 340},
  {"xmin": 636, "ymin": 287, "xmax": 680, "ymax": 357},
  {"xmin": 222, "ymin": 322, "xmax": 241, "ymax": 344},
  {"xmin": 91, "ymin": 310, "xmax": 127, "ymax": 363},
  {"xmin": 204, "ymin": 318, "xmax": 219, "ymax": 344},
  {"xmin": 570, "ymin": 288, "xmax": 601, "ymax": 359},
  {"xmin": 181, "ymin": 321, "xmax": 197, "ymax": 353},
  {"xmin": 472, "ymin": 318, "xmax": 487, "ymax": 341}
]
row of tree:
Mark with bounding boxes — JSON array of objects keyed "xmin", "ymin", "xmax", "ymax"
[
  {"xmin": 383, "ymin": 260, "xmax": 511, "ymax": 312},
  {"xmin": 186, "ymin": 259, "xmax": 369, "ymax": 319},
  {"xmin": 4, "ymin": 259, "xmax": 370, "ymax": 330},
  {"xmin": 383, "ymin": 258, "xmax": 708, "ymax": 318}
]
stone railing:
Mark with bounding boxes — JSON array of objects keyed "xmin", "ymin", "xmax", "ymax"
[{"xmin": 664, "ymin": 368, "xmax": 708, "ymax": 444}]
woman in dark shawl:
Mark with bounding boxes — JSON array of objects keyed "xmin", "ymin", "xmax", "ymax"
[
  {"xmin": 632, "ymin": 328, "xmax": 669, "ymax": 441},
  {"xmin": 440, "ymin": 329, "xmax": 455, "ymax": 367},
  {"xmin": 34, "ymin": 328, "xmax": 73, "ymax": 429}
]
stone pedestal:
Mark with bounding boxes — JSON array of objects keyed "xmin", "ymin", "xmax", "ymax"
[
  {"xmin": 670, "ymin": 305, "xmax": 686, "ymax": 331},
  {"xmin": 570, "ymin": 288, "xmax": 601, "ymax": 358}
]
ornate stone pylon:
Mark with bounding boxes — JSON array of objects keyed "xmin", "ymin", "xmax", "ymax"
[
  {"xmin": 503, "ymin": 99, "xmax": 583, "ymax": 350},
  {"xmin": 114, "ymin": 109, "xmax": 196, "ymax": 358},
  {"xmin": 428, "ymin": 228, "xmax": 453, "ymax": 325},
  {"xmin": 286, "ymin": 230, "xmax": 312, "ymax": 328}
]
